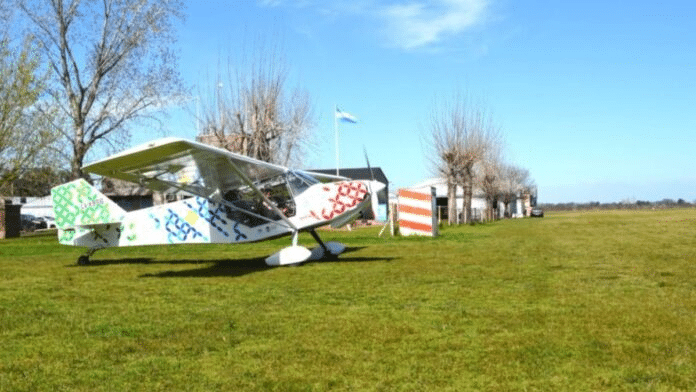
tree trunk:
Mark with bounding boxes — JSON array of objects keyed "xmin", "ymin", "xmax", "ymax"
[
  {"xmin": 71, "ymin": 139, "xmax": 87, "ymax": 181},
  {"xmin": 462, "ymin": 168, "xmax": 473, "ymax": 224},
  {"xmin": 485, "ymin": 196, "xmax": 494, "ymax": 221},
  {"xmin": 447, "ymin": 180, "xmax": 456, "ymax": 225},
  {"xmin": 463, "ymin": 181, "xmax": 472, "ymax": 224}
]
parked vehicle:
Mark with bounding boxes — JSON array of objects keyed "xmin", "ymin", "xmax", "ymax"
[
  {"xmin": 530, "ymin": 208, "xmax": 544, "ymax": 218},
  {"xmin": 42, "ymin": 216, "xmax": 57, "ymax": 228},
  {"xmin": 20, "ymin": 214, "xmax": 50, "ymax": 231},
  {"xmin": 20, "ymin": 215, "xmax": 39, "ymax": 231}
]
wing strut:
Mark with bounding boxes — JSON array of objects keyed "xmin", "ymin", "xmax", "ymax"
[
  {"xmin": 138, "ymin": 157, "xmax": 299, "ymax": 231},
  {"xmin": 133, "ymin": 171, "xmax": 294, "ymax": 230},
  {"xmin": 223, "ymin": 158, "xmax": 299, "ymax": 232}
]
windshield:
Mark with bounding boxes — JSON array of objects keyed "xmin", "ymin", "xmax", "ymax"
[{"xmin": 286, "ymin": 171, "xmax": 319, "ymax": 197}]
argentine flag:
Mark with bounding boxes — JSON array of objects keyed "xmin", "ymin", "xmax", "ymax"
[{"xmin": 336, "ymin": 107, "xmax": 358, "ymax": 124}]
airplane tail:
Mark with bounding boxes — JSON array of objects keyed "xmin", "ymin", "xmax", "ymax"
[{"xmin": 51, "ymin": 179, "xmax": 127, "ymax": 230}]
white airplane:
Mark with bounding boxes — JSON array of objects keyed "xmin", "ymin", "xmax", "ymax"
[{"xmin": 51, "ymin": 138, "xmax": 385, "ymax": 266}]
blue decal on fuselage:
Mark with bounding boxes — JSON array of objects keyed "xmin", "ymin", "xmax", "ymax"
[
  {"xmin": 163, "ymin": 208, "xmax": 206, "ymax": 243},
  {"xmin": 185, "ymin": 198, "xmax": 232, "ymax": 238}
]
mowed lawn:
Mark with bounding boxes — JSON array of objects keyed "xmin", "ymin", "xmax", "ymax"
[{"xmin": 2, "ymin": 209, "xmax": 696, "ymax": 391}]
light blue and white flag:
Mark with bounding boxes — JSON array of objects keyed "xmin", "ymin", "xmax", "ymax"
[{"xmin": 335, "ymin": 107, "xmax": 358, "ymax": 124}]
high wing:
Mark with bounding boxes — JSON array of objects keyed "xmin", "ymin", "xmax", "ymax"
[
  {"xmin": 302, "ymin": 171, "xmax": 349, "ymax": 183},
  {"xmin": 83, "ymin": 137, "xmax": 288, "ymax": 198}
]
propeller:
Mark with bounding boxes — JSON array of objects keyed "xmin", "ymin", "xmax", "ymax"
[
  {"xmin": 363, "ymin": 145, "xmax": 375, "ymax": 183},
  {"xmin": 363, "ymin": 145, "xmax": 377, "ymax": 220},
  {"xmin": 363, "ymin": 146, "xmax": 392, "ymax": 236}
]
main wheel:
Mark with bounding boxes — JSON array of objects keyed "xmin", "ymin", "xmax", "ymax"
[{"xmin": 77, "ymin": 255, "xmax": 90, "ymax": 266}]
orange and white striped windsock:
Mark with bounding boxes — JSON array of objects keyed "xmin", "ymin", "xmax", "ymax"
[{"xmin": 398, "ymin": 188, "xmax": 438, "ymax": 237}]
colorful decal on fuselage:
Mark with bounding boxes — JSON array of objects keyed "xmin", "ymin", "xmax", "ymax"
[
  {"xmin": 307, "ymin": 181, "xmax": 368, "ymax": 221},
  {"xmin": 52, "ymin": 179, "xmax": 125, "ymax": 229},
  {"xmin": 52, "ymin": 179, "xmax": 369, "ymax": 250},
  {"xmin": 184, "ymin": 198, "xmax": 230, "ymax": 238}
]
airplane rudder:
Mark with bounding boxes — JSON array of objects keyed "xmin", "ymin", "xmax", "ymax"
[{"xmin": 51, "ymin": 179, "xmax": 126, "ymax": 228}]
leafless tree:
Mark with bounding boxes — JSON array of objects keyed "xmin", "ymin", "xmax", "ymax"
[
  {"xmin": 19, "ymin": 0, "xmax": 185, "ymax": 180},
  {"xmin": 499, "ymin": 164, "xmax": 531, "ymax": 217},
  {"xmin": 478, "ymin": 146, "xmax": 503, "ymax": 221},
  {"xmin": 0, "ymin": 35, "xmax": 59, "ymax": 194},
  {"xmin": 428, "ymin": 115, "xmax": 460, "ymax": 225},
  {"xmin": 427, "ymin": 93, "xmax": 500, "ymax": 224},
  {"xmin": 197, "ymin": 42, "xmax": 315, "ymax": 166}
]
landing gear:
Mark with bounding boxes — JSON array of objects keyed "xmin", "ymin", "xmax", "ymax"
[
  {"xmin": 308, "ymin": 229, "xmax": 345, "ymax": 261},
  {"xmin": 265, "ymin": 230, "xmax": 347, "ymax": 266},
  {"xmin": 309, "ymin": 229, "xmax": 329, "ymax": 254},
  {"xmin": 77, "ymin": 255, "xmax": 90, "ymax": 266},
  {"xmin": 264, "ymin": 232, "xmax": 311, "ymax": 266},
  {"xmin": 76, "ymin": 248, "xmax": 99, "ymax": 266}
]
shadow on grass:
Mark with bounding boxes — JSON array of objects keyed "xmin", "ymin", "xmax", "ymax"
[
  {"xmin": 68, "ymin": 247, "xmax": 393, "ymax": 278},
  {"xmin": 140, "ymin": 256, "xmax": 272, "ymax": 278},
  {"xmin": 141, "ymin": 247, "xmax": 395, "ymax": 278}
]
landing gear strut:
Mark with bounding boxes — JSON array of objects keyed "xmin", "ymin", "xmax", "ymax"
[
  {"xmin": 308, "ymin": 229, "xmax": 345, "ymax": 261},
  {"xmin": 309, "ymin": 229, "xmax": 329, "ymax": 254}
]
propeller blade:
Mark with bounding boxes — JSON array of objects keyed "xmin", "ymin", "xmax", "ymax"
[
  {"xmin": 363, "ymin": 145, "xmax": 375, "ymax": 182},
  {"xmin": 362, "ymin": 145, "xmax": 375, "ymax": 220}
]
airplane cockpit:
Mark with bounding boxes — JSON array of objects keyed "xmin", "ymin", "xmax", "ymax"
[
  {"xmin": 286, "ymin": 171, "xmax": 319, "ymax": 197},
  {"xmin": 221, "ymin": 170, "xmax": 320, "ymax": 226}
]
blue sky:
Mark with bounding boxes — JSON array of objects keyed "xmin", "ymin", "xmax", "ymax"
[{"xmin": 159, "ymin": 0, "xmax": 696, "ymax": 203}]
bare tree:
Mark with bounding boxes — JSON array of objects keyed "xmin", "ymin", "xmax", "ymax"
[
  {"xmin": 198, "ymin": 42, "xmax": 314, "ymax": 166},
  {"xmin": 19, "ymin": 0, "xmax": 185, "ymax": 180},
  {"xmin": 499, "ymin": 164, "xmax": 530, "ymax": 217},
  {"xmin": 0, "ymin": 35, "xmax": 59, "ymax": 194},
  {"xmin": 427, "ymin": 93, "xmax": 499, "ymax": 224},
  {"xmin": 428, "ymin": 114, "xmax": 461, "ymax": 225},
  {"xmin": 458, "ymin": 108, "xmax": 501, "ymax": 224},
  {"xmin": 478, "ymin": 146, "xmax": 503, "ymax": 221}
]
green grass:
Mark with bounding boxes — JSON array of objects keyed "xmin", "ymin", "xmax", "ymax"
[{"xmin": 2, "ymin": 209, "xmax": 696, "ymax": 391}]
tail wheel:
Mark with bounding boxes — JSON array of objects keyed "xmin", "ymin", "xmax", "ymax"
[{"xmin": 77, "ymin": 255, "xmax": 90, "ymax": 266}]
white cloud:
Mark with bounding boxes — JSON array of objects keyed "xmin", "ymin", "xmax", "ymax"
[
  {"xmin": 381, "ymin": 0, "xmax": 490, "ymax": 50},
  {"xmin": 257, "ymin": 0, "xmax": 492, "ymax": 51},
  {"xmin": 258, "ymin": 0, "xmax": 284, "ymax": 7}
]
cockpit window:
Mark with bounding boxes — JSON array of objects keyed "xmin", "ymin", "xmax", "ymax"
[
  {"xmin": 220, "ymin": 172, "xmax": 298, "ymax": 226},
  {"xmin": 286, "ymin": 171, "xmax": 318, "ymax": 197}
]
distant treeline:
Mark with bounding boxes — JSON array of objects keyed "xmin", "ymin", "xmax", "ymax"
[{"xmin": 539, "ymin": 199, "xmax": 695, "ymax": 211}]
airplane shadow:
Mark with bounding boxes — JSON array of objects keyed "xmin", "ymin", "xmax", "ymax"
[
  {"xmin": 140, "ymin": 256, "xmax": 272, "ymax": 278},
  {"xmin": 71, "ymin": 247, "xmax": 394, "ymax": 278}
]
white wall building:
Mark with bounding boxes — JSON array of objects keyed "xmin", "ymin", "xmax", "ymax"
[
  {"xmin": 409, "ymin": 178, "xmax": 528, "ymax": 222},
  {"xmin": 4, "ymin": 196, "xmax": 55, "ymax": 218}
]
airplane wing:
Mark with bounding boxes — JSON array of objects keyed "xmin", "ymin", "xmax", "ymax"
[
  {"xmin": 83, "ymin": 137, "xmax": 288, "ymax": 196},
  {"xmin": 302, "ymin": 171, "xmax": 349, "ymax": 183},
  {"xmin": 83, "ymin": 138, "xmax": 300, "ymax": 230}
]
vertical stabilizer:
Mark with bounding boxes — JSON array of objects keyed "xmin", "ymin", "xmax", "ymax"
[{"xmin": 51, "ymin": 179, "xmax": 127, "ymax": 229}]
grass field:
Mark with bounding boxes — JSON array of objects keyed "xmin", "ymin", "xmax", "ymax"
[{"xmin": 2, "ymin": 209, "xmax": 696, "ymax": 391}]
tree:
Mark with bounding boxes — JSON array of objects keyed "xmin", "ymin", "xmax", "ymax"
[
  {"xmin": 427, "ymin": 93, "xmax": 500, "ymax": 224},
  {"xmin": 479, "ymin": 146, "xmax": 503, "ymax": 221},
  {"xmin": 428, "ymin": 113, "xmax": 461, "ymax": 225},
  {"xmin": 0, "ymin": 35, "xmax": 59, "ymax": 194},
  {"xmin": 19, "ymin": 0, "xmax": 185, "ymax": 180},
  {"xmin": 198, "ymin": 43, "xmax": 314, "ymax": 166},
  {"xmin": 7, "ymin": 166, "xmax": 71, "ymax": 196},
  {"xmin": 499, "ymin": 164, "xmax": 530, "ymax": 217}
]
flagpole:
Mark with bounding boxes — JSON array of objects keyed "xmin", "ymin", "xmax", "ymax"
[{"xmin": 334, "ymin": 104, "xmax": 339, "ymax": 176}]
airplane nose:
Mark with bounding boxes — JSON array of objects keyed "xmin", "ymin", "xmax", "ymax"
[{"xmin": 365, "ymin": 180, "xmax": 385, "ymax": 195}]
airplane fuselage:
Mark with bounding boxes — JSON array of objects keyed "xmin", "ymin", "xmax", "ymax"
[{"xmin": 54, "ymin": 180, "xmax": 372, "ymax": 250}]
